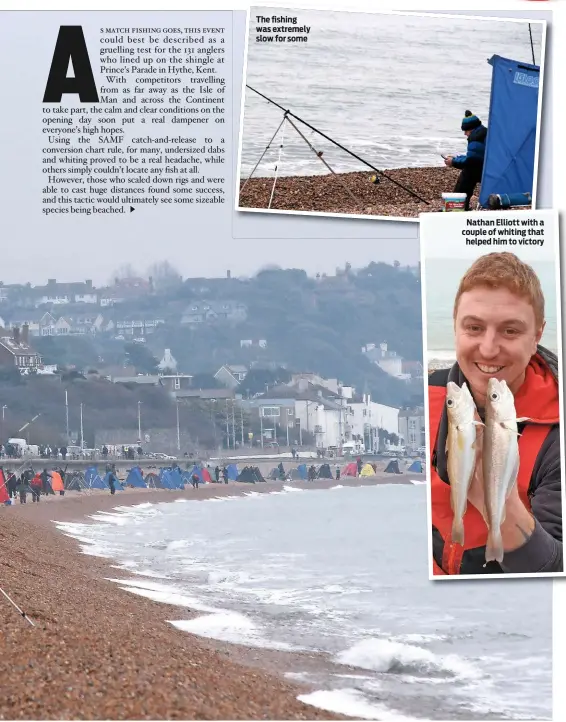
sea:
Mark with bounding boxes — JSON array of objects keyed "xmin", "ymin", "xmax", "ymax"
[
  {"xmin": 425, "ymin": 257, "xmax": 558, "ymax": 365},
  {"xmin": 240, "ymin": 9, "xmax": 544, "ymax": 177},
  {"xmin": 57, "ymin": 484, "xmax": 552, "ymax": 721}
]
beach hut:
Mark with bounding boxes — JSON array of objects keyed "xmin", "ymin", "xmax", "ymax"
[
  {"xmin": 479, "ymin": 55, "xmax": 540, "ymax": 208},
  {"xmin": 360, "ymin": 463, "xmax": 376, "ymax": 477},
  {"xmin": 408, "ymin": 460, "xmax": 424, "ymax": 473},
  {"xmin": 384, "ymin": 459, "xmax": 402, "ymax": 474},
  {"xmin": 125, "ymin": 467, "xmax": 147, "ymax": 488},
  {"xmin": 342, "ymin": 462, "xmax": 358, "ymax": 477}
]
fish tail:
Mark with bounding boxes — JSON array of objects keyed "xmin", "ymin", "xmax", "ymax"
[
  {"xmin": 485, "ymin": 530, "xmax": 504, "ymax": 564},
  {"xmin": 451, "ymin": 517, "xmax": 465, "ymax": 546}
]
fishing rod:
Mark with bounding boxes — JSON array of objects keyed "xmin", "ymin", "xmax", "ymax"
[
  {"xmin": 0, "ymin": 586, "xmax": 35, "ymax": 627},
  {"xmin": 246, "ymin": 84, "xmax": 429, "ymax": 205},
  {"xmin": 528, "ymin": 23, "xmax": 536, "ymax": 66}
]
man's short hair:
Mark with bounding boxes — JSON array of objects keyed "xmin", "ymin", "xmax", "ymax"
[{"xmin": 453, "ymin": 252, "xmax": 545, "ymax": 327}]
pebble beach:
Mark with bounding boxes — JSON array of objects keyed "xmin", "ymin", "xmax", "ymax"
[
  {"xmin": 239, "ymin": 167, "xmax": 470, "ymax": 218},
  {"xmin": 0, "ymin": 475, "xmax": 420, "ymax": 720}
]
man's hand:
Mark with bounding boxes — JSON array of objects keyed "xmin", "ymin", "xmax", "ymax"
[
  {"xmin": 444, "ymin": 156, "xmax": 454, "ymax": 167},
  {"xmin": 466, "ymin": 420, "xmax": 535, "ymax": 554}
]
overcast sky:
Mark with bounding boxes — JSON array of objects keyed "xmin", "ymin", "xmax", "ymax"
[{"xmin": 0, "ymin": 10, "xmax": 422, "ymax": 286}]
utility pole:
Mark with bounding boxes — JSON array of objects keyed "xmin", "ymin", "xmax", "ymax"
[
  {"xmin": 137, "ymin": 401, "xmax": 142, "ymax": 443},
  {"xmin": 240, "ymin": 405, "xmax": 244, "ymax": 446},
  {"xmin": 80, "ymin": 403, "xmax": 84, "ymax": 449},
  {"xmin": 1, "ymin": 405, "xmax": 7, "ymax": 442},
  {"xmin": 260, "ymin": 409, "xmax": 264, "ymax": 449},
  {"xmin": 176, "ymin": 401, "xmax": 180, "ymax": 453},
  {"xmin": 225, "ymin": 399, "xmax": 230, "ymax": 449},
  {"xmin": 65, "ymin": 390, "xmax": 69, "ymax": 445},
  {"xmin": 231, "ymin": 400, "xmax": 236, "ymax": 449}
]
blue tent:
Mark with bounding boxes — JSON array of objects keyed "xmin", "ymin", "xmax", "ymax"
[
  {"xmin": 159, "ymin": 469, "xmax": 175, "ymax": 490},
  {"xmin": 227, "ymin": 463, "xmax": 239, "ymax": 481},
  {"xmin": 85, "ymin": 466, "xmax": 98, "ymax": 486},
  {"xmin": 297, "ymin": 463, "xmax": 307, "ymax": 480},
  {"xmin": 408, "ymin": 460, "xmax": 424, "ymax": 473},
  {"xmin": 168, "ymin": 468, "xmax": 185, "ymax": 489},
  {"xmin": 86, "ymin": 474, "xmax": 106, "ymax": 490},
  {"xmin": 479, "ymin": 55, "xmax": 540, "ymax": 208},
  {"xmin": 125, "ymin": 467, "xmax": 147, "ymax": 488}
]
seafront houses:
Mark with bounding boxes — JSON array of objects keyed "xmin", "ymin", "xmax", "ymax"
[
  {"xmin": 398, "ymin": 407, "xmax": 426, "ymax": 453},
  {"xmin": 214, "ymin": 364, "xmax": 249, "ymax": 390},
  {"xmin": 181, "ymin": 300, "xmax": 248, "ymax": 326},
  {"xmin": 32, "ymin": 279, "xmax": 99, "ymax": 306},
  {"xmin": 0, "ymin": 327, "xmax": 42, "ymax": 371}
]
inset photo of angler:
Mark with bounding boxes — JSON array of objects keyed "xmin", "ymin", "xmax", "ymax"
[{"xmin": 237, "ymin": 8, "xmax": 546, "ymax": 221}]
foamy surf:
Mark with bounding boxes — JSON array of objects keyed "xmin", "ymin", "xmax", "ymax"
[
  {"xmin": 298, "ymin": 688, "xmax": 416, "ymax": 721},
  {"xmin": 336, "ymin": 639, "xmax": 480, "ymax": 681},
  {"xmin": 170, "ymin": 611, "xmax": 300, "ymax": 650}
]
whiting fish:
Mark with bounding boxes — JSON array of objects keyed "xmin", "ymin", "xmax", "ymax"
[
  {"xmin": 482, "ymin": 378, "xmax": 529, "ymax": 564},
  {"xmin": 446, "ymin": 381, "xmax": 482, "ymax": 546}
]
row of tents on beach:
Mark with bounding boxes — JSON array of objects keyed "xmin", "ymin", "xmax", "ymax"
[
  {"xmin": 64, "ymin": 464, "xmax": 267, "ymax": 492},
  {"xmin": 267, "ymin": 459, "xmax": 424, "ymax": 480}
]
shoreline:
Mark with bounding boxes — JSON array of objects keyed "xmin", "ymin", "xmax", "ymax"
[
  {"xmin": 238, "ymin": 167, "xmax": 532, "ymax": 218},
  {"xmin": 0, "ymin": 476, "xmax": 422, "ymax": 719}
]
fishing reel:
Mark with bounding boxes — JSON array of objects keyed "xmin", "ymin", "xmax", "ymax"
[{"xmin": 369, "ymin": 174, "xmax": 380, "ymax": 185}]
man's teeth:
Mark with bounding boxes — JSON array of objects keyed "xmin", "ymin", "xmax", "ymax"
[{"xmin": 477, "ymin": 364, "xmax": 503, "ymax": 373}]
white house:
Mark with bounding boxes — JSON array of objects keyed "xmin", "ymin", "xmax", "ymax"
[
  {"xmin": 362, "ymin": 342, "xmax": 410, "ymax": 380},
  {"xmin": 348, "ymin": 394, "xmax": 400, "ymax": 451}
]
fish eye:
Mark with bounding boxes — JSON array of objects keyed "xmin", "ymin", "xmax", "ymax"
[
  {"xmin": 490, "ymin": 392, "xmax": 499, "ymax": 401},
  {"xmin": 446, "ymin": 399, "xmax": 454, "ymax": 407}
]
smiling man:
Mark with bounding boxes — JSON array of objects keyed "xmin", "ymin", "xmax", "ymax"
[{"xmin": 428, "ymin": 252, "xmax": 562, "ymax": 575}]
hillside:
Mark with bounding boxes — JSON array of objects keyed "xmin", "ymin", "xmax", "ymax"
[{"xmin": 29, "ymin": 262, "xmax": 423, "ymax": 409}]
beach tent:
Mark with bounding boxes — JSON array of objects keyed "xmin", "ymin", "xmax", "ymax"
[
  {"xmin": 479, "ymin": 55, "xmax": 540, "ymax": 207},
  {"xmin": 201, "ymin": 467, "xmax": 212, "ymax": 484},
  {"xmin": 237, "ymin": 466, "xmax": 265, "ymax": 483},
  {"xmin": 145, "ymin": 472, "xmax": 161, "ymax": 489},
  {"xmin": 408, "ymin": 460, "xmax": 424, "ymax": 473},
  {"xmin": 65, "ymin": 471, "xmax": 85, "ymax": 491},
  {"xmin": 289, "ymin": 467, "xmax": 302, "ymax": 480},
  {"xmin": 384, "ymin": 459, "xmax": 402, "ymax": 474},
  {"xmin": 125, "ymin": 467, "xmax": 147, "ymax": 488},
  {"xmin": 342, "ymin": 462, "xmax": 358, "ymax": 477},
  {"xmin": 168, "ymin": 468, "xmax": 185, "ymax": 489},
  {"xmin": 0, "ymin": 469, "xmax": 9, "ymax": 503},
  {"xmin": 296, "ymin": 463, "xmax": 308, "ymax": 480},
  {"xmin": 317, "ymin": 463, "xmax": 333, "ymax": 479},
  {"xmin": 50, "ymin": 471, "xmax": 65, "ymax": 492},
  {"xmin": 268, "ymin": 467, "xmax": 280, "ymax": 480},
  {"xmin": 226, "ymin": 463, "xmax": 239, "ymax": 481},
  {"xmin": 360, "ymin": 463, "xmax": 376, "ymax": 477},
  {"xmin": 158, "ymin": 469, "xmax": 176, "ymax": 490}
]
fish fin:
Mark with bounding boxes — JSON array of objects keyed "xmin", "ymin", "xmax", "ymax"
[
  {"xmin": 500, "ymin": 422, "xmax": 521, "ymax": 435},
  {"xmin": 452, "ymin": 517, "xmax": 465, "ymax": 546},
  {"xmin": 485, "ymin": 530, "xmax": 504, "ymax": 564}
]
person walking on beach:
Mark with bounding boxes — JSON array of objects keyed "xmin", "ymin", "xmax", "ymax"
[
  {"xmin": 30, "ymin": 473, "xmax": 42, "ymax": 503},
  {"xmin": 222, "ymin": 466, "xmax": 229, "ymax": 484},
  {"xmin": 16, "ymin": 477, "xmax": 28, "ymax": 504},
  {"xmin": 444, "ymin": 110, "xmax": 488, "ymax": 211},
  {"xmin": 40, "ymin": 468, "xmax": 53, "ymax": 495},
  {"xmin": 108, "ymin": 472, "xmax": 116, "ymax": 495},
  {"xmin": 191, "ymin": 472, "xmax": 200, "ymax": 489},
  {"xmin": 356, "ymin": 457, "xmax": 363, "ymax": 476},
  {"xmin": 308, "ymin": 465, "xmax": 317, "ymax": 481},
  {"xmin": 214, "ymin": 466, "xmax": 220, "ymax": 483},
  {"xmin": 335, "ymin": 465, "xmax": 341, "ymax": 481}
]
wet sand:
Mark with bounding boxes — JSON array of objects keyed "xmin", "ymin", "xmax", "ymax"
[
  {"xmin": 238, "ymin": 168, "xmax": 532, "ymax": 218},
  {"xmin": 0, "ymin": 475, "xmax": 421, "ymax": 719}
]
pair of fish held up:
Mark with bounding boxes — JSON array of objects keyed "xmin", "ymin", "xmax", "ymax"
[{"xmin": 445, "ymin": 378, "xmax": 529, "ymax": 563}]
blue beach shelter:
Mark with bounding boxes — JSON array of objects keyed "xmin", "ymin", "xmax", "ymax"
[
  {"xmin": 297, "ymin": 463, "xmax": 308, "ymax": 480},
  {"xmin": 125, "ymin": 466, "xmax": 147, "ymax": 488},
  {"xmin": 408, "ymin": 460, "xmax": 423, "ymax": 473},
  {"xmin": 479, "ymin": 55, "xmax": 541, "ymax": 207},
  {"xmin": 227, "ymin": 464, "xmax": 239, "ymax": 481}
]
